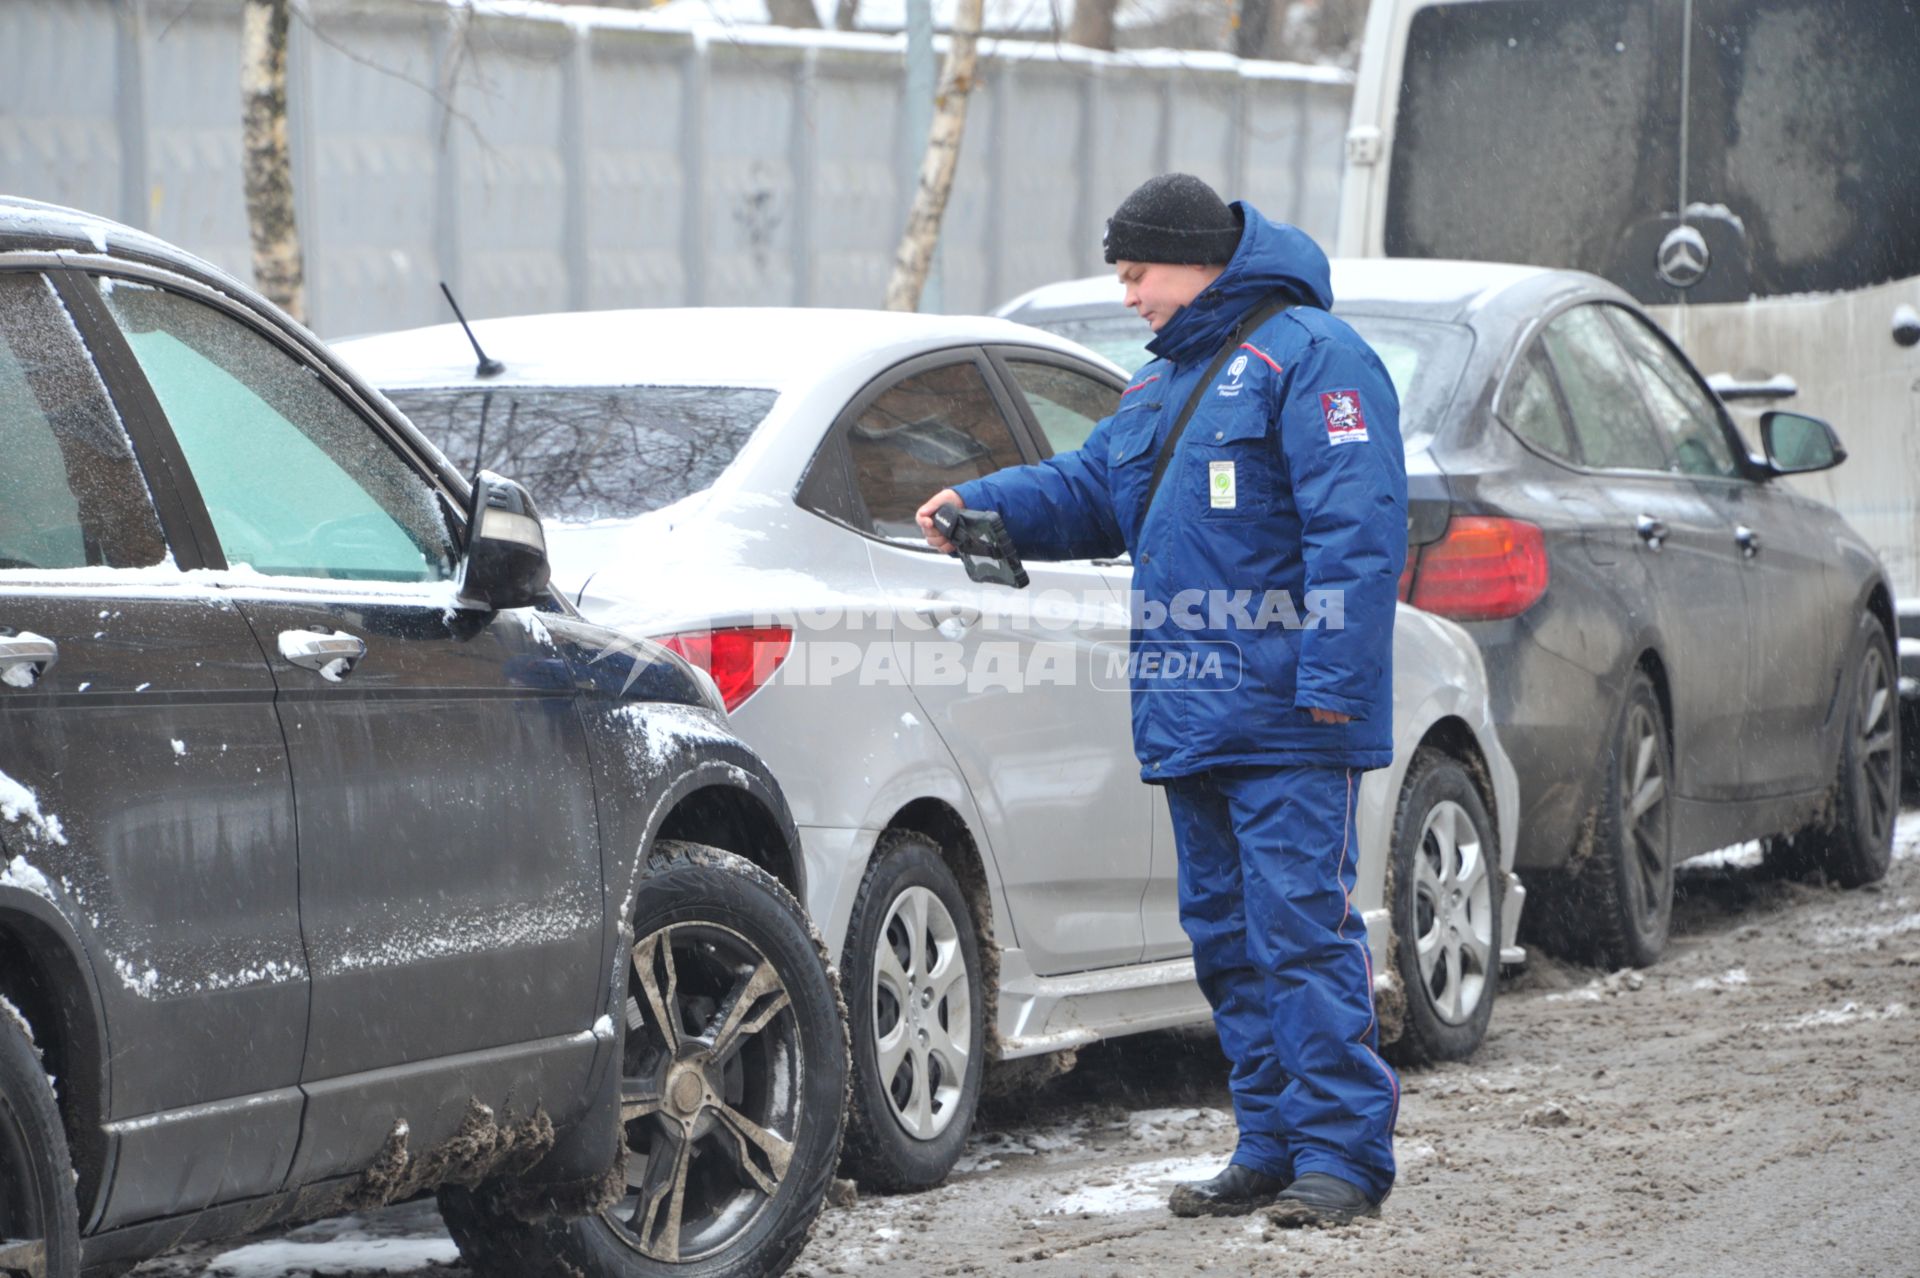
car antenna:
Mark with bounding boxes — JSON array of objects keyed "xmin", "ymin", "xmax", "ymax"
[{"xmin": 439, "ymin": 281, "xmax": 504, "ymax": 378}]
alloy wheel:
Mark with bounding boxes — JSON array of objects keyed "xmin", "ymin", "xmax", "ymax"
[
  {"xmin": 1619, "ymin": 702, "xmax": 1671, "ymax": 935},
  {"xmin": 871, "ymin": 886, "xmax": 971, "ymax": 1141},
  {"xmin": 1412, "ymin": 799, "xmax": 1495, "ymax": 1025},
  {"xmin": 1856, "ymin": 643, "xmax": 1897, "ymax": 847},
  {"xmin": 608, "ymin": 921, "xmax": 803, "ymax": 1264}
]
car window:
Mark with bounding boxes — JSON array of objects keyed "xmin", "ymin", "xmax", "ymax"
[
  {"xmin": 1539, "ymin": 305, "xmax": 1669, "ymax": 472},
  {"xmin": 0, "ymin": 273, "xmax": 167, "ymax": 570},
  {"xmin": 385, "ymin": 385, "xmax": 776, "ymax": 523},
  {"xmin": 1500, "ymin": 346, "xmax": 1577, "ymax": 463},
  {"xmin": 1002, "ymin": 360, "xmax": 1120, "ymax": 456},
  {"xmin": 1014, "ymin": 315, "xmax": 1157, "ymax": 374},
  {"xmin": 1605, "ymin": 308, "xmax": 1742, "ymax": 478},
  {"xmin": 846, "ymin": 360, "xmax": 1028, "ymax": 540},
  {"xmin": 94, "ymin": 280, "xmax": 455, "ymax": 583}
]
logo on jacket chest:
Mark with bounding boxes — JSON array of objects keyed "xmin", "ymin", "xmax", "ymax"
[
  {"xmin": 1216, "ymin": 353, "xmax": 1250, "ymax": 398},
  {"xmin": 1321, "ymin": 389, "xmax": 1369, "ymax": 444}
]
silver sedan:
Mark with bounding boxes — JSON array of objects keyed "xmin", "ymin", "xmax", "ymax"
[{"xmin": 338, "ymin": 307, "xmax": 1526, "ymax": 1193}]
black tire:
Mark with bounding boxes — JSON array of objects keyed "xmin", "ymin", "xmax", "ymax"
[
  {"xmin": 1384, "ymin": 749, "xmax": 1503, "ymax": 1066},
  {"xmin": 1571, "ymin": 669, "xmax": 1675, "ymax": 969},
  {"xmin": 441, "ymin": 841, "xmax": 848, "ymax": 1278},
  {"xmin": 0, "ymin": 1000, "xmax": 78, "ymax": 1278},
  {"xmin": 837, "ymin": 831, "xmax": 985, "ymax": 1193},
  {"xmin": 1776, "ymin": 614, "xmax": 1899, "ymax": 888}
]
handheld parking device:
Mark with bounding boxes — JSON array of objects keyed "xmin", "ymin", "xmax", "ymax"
[{"xmin": 932, "ymin": 503, "xmax": 1029, "ymax": 590}]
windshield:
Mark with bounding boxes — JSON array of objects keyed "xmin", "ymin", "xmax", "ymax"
[
  {"xmin": 1386, "ymin": 0, "xmax": 1920, "ymax": 301},
  {"xmin": 1020, "ymin": 312, "xmax": 1471, "ymax": 449},
  {"xmin": 384, "ymin": 385, "xmax": 777, "ymax": 523}
]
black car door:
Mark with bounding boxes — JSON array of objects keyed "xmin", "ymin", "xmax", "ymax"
[
  {"xmin": 1540, "ymin": 303, "xmax": 1750, "ymax": 804},
  {"xmin": 0, "ymin": 268, "xmax": 306, "ymax": 1228},
  {"xmin": 1607, "ymin": 306, "xmax": 1844, "ymax": 796},
  {"xmin": 82, "ymin": 272, "xmax": 607, "ymax": 1182}
]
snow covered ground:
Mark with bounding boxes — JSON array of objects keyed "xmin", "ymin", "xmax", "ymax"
[{"xmin": 136, "ymin": 809, "xmax": 1920, "ymax": 1277}]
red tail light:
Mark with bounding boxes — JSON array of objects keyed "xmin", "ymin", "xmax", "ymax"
[
  {"xmin": 656, "ymin": 626, "xmax": 793, "ymax": 712},
  {"xmin": 1404, "ymin": 517, "xmax": 1549, "ymax": 621}
]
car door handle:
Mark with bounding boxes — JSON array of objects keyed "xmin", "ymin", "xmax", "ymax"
[
  {"xmin": 278, "ymin": 629, "xmax": 367, "ymax": 682},
  {"xmin": 0, "ymin": 632, "xmax": 57, "ymax": 687},
  {"xmin": 1634, "ymin": 515, "xmax": 1668, "ymax": 550},
  {"xmin": 909, "ymin": 600, "xmax": 982, "ymax": 634},
  {"xmin": 1735, "ymin": 525, "xmax": 1761, "ymax": 558}
]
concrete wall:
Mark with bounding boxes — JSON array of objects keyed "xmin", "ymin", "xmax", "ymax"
[{"xmin": 0, "ymin": 0, "xmax": 1353, "ymax": 338}]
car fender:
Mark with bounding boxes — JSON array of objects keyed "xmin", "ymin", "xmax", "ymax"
[{"xmin": 0, "ymin": 845, "xmax": 115, "ymax": 1224}]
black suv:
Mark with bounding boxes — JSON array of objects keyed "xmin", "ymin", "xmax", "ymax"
[{"xmin": 0, "ymin": 198, "xmax": 846, "ymax": 1278}]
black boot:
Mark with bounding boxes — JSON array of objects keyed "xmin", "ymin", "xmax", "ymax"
[
  {"xmin": 1266, "ymin": 1172, "xmax": 1381, "ymax": 1227},
  {"xmin": 1167, "ymin": 1163, "xmax": 1289, "ymax": 1218}
]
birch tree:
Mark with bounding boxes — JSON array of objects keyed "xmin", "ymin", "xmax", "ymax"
[
  {"xmin": 242, "ymin": 0, "xmax": 306, "ymax": 323},
  {"xmin": 883, "ymin": 0, "xmax": 986, "ymax": 312}
]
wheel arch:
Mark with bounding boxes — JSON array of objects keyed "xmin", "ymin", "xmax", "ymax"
[
  {"xmin": 1416, "ymin": 716, "xmax": 1499, "ymax": 846},
  {"xmin": 0, "ymin": 901, "xmax": 110, "ymax": 1228},
  {"xmin": 880, "ymin": 798, "xmax": 1001, "ymax": 1054},
  {"xmin": 656, "ymin": 782, "xmax": 802, "ymax": 903},
  {"xmin": 1636, "ymin": 647, "xmax": 1676, "ymax": 763}
]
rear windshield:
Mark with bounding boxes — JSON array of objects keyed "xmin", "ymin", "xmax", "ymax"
[
  {"xmin": 384, "ymin": 385, "xmax": 777, "ymax": 523},
  {"xmin": 1387, "ymin": 0, "xmax": 1920, "ymax": 301},
  {"xmin": 1020, "ymin": 312, "xmax": 1471, "ymax": 449}
]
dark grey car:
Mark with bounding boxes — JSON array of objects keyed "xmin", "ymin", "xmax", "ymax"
[
  {"xmin": 999, "ymin": 259, "xmax": 1898, "ymax": 968},
  {"xmin": 0, "ymin": 197, "xmax": 846, "ymax": 1278}
]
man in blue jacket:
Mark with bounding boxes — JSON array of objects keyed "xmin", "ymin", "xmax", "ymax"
[{"xmin": 917, "ymin": 174, "xmax": 1407, "ymax": 1226}]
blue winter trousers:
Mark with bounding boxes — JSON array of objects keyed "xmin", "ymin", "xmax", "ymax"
[{"xmin": 1165, "ymin": 764, "xmax": 1399, "ymax": 1201}]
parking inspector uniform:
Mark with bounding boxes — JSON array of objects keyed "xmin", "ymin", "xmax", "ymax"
[{"xmin": 945, "ymin": 176, "xmax": 1406, "ymax": 1223}]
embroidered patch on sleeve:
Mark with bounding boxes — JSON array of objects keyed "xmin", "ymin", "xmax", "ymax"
[{"xmin": 1320, "ymin": 389, "xmax": 1370, "ymax": 445}]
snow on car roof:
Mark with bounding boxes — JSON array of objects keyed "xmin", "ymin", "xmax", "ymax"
[
  {"xmin": 998, "ymin": 259, "xmax": 1557, "ymax": 320},
  {"xmin": 334, "ymin": 307, "xmax": 1105, "ymax": 391}
]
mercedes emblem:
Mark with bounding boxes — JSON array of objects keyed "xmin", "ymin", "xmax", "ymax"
[{"xmin": 1656, "ymin": 225, "xmax": 1711, "ymax": 290}]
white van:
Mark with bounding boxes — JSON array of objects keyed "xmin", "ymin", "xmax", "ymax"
[{"xmin": 1336, "ymin": 0, "xmax": 1920, "ymax": 700}]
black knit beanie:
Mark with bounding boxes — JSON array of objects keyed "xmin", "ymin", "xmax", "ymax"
[{"xmin": 1103, "ymin": 173, "xmax": 1242, "ymax": 265}]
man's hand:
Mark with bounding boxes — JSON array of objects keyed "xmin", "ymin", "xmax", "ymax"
[
  {"xmin": 1308, "ymin": 707, "xmax": 1352, "ymax": 725},
  {"xmin": 916, "ymin": 489, "xmax": 964, "ymax": 552}
]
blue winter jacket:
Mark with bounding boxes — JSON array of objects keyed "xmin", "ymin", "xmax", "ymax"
[{"xmin": 955, "ymin": 205, "xmax": 1407, "ymax": 777}]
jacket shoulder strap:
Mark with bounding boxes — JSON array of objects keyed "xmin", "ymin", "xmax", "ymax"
[{"xmin": 1139, "ymin": 294, "xmax": 1294, "ymax": 527}]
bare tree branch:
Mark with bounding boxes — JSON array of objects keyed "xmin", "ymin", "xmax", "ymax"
[
  {"xmin": 242, "ymin": 0, "xmax": 306, "ymax": 322},
  {"xmin": 833, "ymin": 0, "xmax": 861, "ymax": 30},
  {"xmin": 884, "ymin": 0, "xmax": 986, "ymax": 312}
]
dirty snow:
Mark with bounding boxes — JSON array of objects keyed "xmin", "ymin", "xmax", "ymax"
[
  {"xmin": 135, "ymin": 806, "xmax": 1920, "ymax": 1278},
  {"xmin": 0, "ymin": 993, "xmax": 34, "ymax": 1047},
  {"xmin": 327, "ymin": 897, "xmax": 591, "ymax": 974},
  {"xmin": 112, "ymin": 956, "xmax": 160, "ymax": 999},
  {"xmin": 0, "ymin": 770, "xmax": 68, "ymax": 846},
  {"xmin": 0, "ymin": 855, "xmax": 52, "ymax": 898}
]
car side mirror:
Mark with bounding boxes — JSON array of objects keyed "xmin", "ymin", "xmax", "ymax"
[
  {"xmin": 1760, "ymin": 411, "xmax": 1846, "ymax": 476},
  {"xmin": 457, "ymin": 471, "xmax": 551, "ymax": 610}
]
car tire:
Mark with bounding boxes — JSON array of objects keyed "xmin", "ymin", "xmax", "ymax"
[
  {"xmin": 837, "ymin": 830, "xmax": 985, "ymax": 1193},
  {"xmin": 1384, "ymin": 748, "xmax": 1502, "ymax": 1066},
  {"xmin": 0, "ymin": 999, "xmax": 79, "ymax": 1278},
  {"xmin": 1572, "ymin": 669, "xmax": 1675, "ymax": 969},
  {"xmin": 1775, "ymin": 614, "xmax": 1899, "ymax": 888},
  {"xmin": 440, "ymin": 841, "xmax": 848, "ymax": 1278}
]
